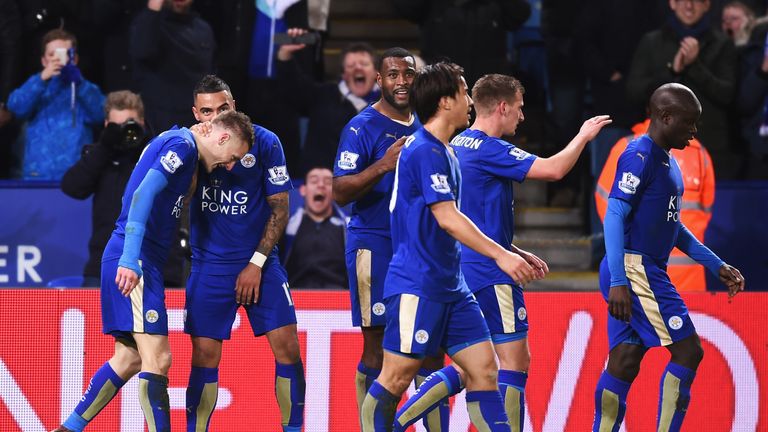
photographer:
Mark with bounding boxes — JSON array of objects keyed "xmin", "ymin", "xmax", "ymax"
[{"xmin": 62, "ymin": 90, "xmax": 148, "ymax": 287}]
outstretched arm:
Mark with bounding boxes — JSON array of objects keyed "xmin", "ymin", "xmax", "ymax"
[
  {"xmin": 527, "ymin": 115, "xmax": 611, "ymax": 181},
  {"xmin": 235, "ymin": 191, "xmax": 290, "ymax": 305}
]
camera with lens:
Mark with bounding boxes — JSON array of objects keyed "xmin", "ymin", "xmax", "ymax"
[{"xmin": 101, "ymin": 120, "xmax": 146, "ymax": 154}]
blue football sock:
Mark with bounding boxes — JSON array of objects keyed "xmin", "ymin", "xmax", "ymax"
[
  {"xmin": 138, "ymin": 372, "xmax": 170, "ymax": 432},
  {"xmin": 361, "ymin": 380, "xmax": 400, "ymax": 432},
  {"xmin": 592, "ymin": 370, "xmax": 631, "ymax": 432},
  {"xmin": 394, "ymin": 366, "xmax": 462, "ymax": 432},
  {"xmin": 415, "ymin": 367, "xmax": 452, "ymax": 432},
  {"xmin": 498, "ymin": 369, "xmax": 527, "ymax": 432},
  {"xmin": 62, "ymin": 362, "xmax": 126, "ymax": 431},
  {"xmin": 465, "ymin": 390, "xmax": 510, "ymax": 431},
  {"xmin": 275, "ymin": 361, "xmax": 306, "ymax": 432},
  {"xmin": 657, "ymin": 363, "xmax": 696, "ymax": 432},
  {"xmin": 356, "ymin": 362, "xmax": 381, "ymax": 413},
  {"xmin": 186, "ymin": 366, "xmax": 218, "ymax": 432}
]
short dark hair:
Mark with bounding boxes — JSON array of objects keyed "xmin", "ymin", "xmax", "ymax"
[
  {"xmin": 376, "ymin": 47, "xmax": 414, "ymax": 71},
  {"xmin": 472, "ymin": 74, "xmax": 525, "ymax": 116},
  {"xmin": 41, "ymin": 29, "xmax": 77, "ymax": 55},
  {"xmin": 340, "ymin": 42, "xmax": 375, "ymax": 66},
  {"xmin": 409, "ymin": 62, "xmax": 465, "ymax": 123},
  {"xmin": 212, "ymin": 111, "xmax": 255, "ymax": 150},
  {"xmin": 193, "ymin": 75, "xmax": 233, "ymax": 101}
]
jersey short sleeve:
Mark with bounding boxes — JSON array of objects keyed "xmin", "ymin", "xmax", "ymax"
[
  {"xmin": 482, "ymin": 138, "xmax": 536, "ymax": 182},
  {"xmin": 150, "ymin": 135, "xmax": 197, "ymax": 181},
  {"xmin": 334, "ymin": 122, "xmax": 371, "ymax": 177},
  {"xmin": 609, "ymin": 148, "xmax": 650, "ymax": 208},
  {"xmin": 258, "ymin": 130, "xmax": 292, "ymax": 196},
  {"xmin": 413, "ymin": 144, "xmax": 457, "ymax": 206}
]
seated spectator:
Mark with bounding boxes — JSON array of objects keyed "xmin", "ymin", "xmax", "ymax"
[
  {"xmin": 281, "ymin": 167, "xmax": 348, "ymax": 289},
  {"xmin": 627, "ymin": 0, "xmax": 737, "ymax": 178},
  {"xmin": 7, "ymin": 28, "xmax": 105, "ymax": 180},
  {"xmin": 276, "ymin": 30, "xmax": 379, "ymax": 177}
]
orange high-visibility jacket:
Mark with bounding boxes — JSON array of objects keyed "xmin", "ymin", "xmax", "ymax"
[{"xmin": 595, "ymin": 119, "xmax": 715, "ymax": 291}]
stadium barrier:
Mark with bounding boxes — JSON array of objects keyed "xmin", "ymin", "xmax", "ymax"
[{"xmin": 1, "ymin": 290, "xmax": 765, "ymax": 431}]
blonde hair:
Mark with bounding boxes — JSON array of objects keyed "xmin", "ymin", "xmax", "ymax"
[{"xmin": 104, "ymin": 90, "xmax": 145, "ymax": 120}]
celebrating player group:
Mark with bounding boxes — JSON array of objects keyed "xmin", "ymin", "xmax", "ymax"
[{"xmin": 51, "ymin": 44, "xmax": 744, "ymax": 432}]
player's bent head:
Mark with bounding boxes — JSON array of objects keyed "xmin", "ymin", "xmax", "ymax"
[
  {"xmin": 211, "ymin": 110, "xmax": 255, "ymax": 151},
  {"xmin": 410, "ymin": 62, "xmax": 465, "ymax": 123},
  {"xmin": 376, "ymin": 47, "xmax": 415, "ymax": 72},
  {"xmin": 472, "ymin": 74, "xmax": 525, "ymax": 117},
  {"xmin": 650, "ymin": 83, "xmax": 702, "ymax": 120}
]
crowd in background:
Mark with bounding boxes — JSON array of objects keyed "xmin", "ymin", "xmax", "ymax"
[{"xmin": 0, "ymin": 0, "xmax": 767, "ymax": 287}]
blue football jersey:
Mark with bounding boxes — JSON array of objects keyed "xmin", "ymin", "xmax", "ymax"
[
  {"xmin": 334, "ymin": 106, "xmax": 420, "ymax": 244},
  {"xmin": 609, "ymin": 135, "xmax": 684, "ymax": 263},
  {"xmin": 384, "ymin": 127, "xmax": 470, "ymax": 302},
  {"xmin": 451, "ymin": 129, "xmax": 536, "ymax": 290},
  {"xmin": 104, "ymin": 127, "xmax": 198, "ymax": 265},
  {"xmin": 190, "ymin": 125, "xmax": 293, "ymax": 274}
]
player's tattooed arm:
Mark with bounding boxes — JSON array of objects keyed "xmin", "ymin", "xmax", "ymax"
[{"xmin": 257, "ymin": 191, "xmax": 290, "ymax": 255}]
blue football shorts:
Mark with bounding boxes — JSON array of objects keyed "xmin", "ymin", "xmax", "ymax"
[
  {"xmin": 347, "ymin": 236, "xmax": 392, "ymax": 328},
  {"xmin": 599, "ymin": 253, "xmax": 696, "ymax": 351},
  {"xmin": 184, "ymin": 255, "xmax": 297, "ymax": 339},
  {"xmin": 101, "ymin": 258, "xmax": 168, "ymax": 338},
  {"xmin": 382, "ymin": 292, "xmax": 491, "ymax": 358}
]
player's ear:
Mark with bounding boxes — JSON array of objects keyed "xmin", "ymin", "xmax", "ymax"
[
  {"xmin": 376, "ymin": 72, "xmax": 382, "ymax": 87},
  {"xmin": 218, "ymin": 131, "xmax": 231, "ymax": 145}
]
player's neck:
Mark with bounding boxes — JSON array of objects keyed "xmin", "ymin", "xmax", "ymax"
[
  {"xmin": 373, "ymin": 100, "xmax": 411, "ymax": 122},
  {"xmin": 470, "ymin": 115, "xmax": 502, "ymax": 138},
  {"xmin": 424, "ymin": 117, "xmax": 456, "ymax": 146},
  {"xmin": 647, "ymin": 127, "xmax": 672, "ymax": 152},
  {"xmin": 192, "ymin": 131, "xmax": 212, "ymax": 164}
]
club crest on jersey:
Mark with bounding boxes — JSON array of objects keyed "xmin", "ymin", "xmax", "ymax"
[
  {"xmin": 338, "ymin": 151, "xmax": 359, "ymax": 170},
  {"xmin": 430, "ymin": 174, "xmax": 451, "ymax": 194},
  {"xmin": 509, "ymin": 147, "xmax": 530, "ymax": 160},
  {"xmin": 268, "ymin": 165, "xmax": 290, "ymax": 185},
  {"xmin": 618, "ymin": 172, "xmax": 640, "ymax": 195},
  {"xmin": 517, "ymin": 307, "xmax": 527, "ymax": 321},
  {"xmin": 160, "ymin": 150, "xmax": 183, "ymax": 173},
  {"xmin": 668, "ymin": 315, "xmax": 683, "ymax": 330},
  {"xmin": 414, "ymin": 329, "xmax": 429, "ymax": 344},
  {"xmin": 240, "ymin": 153, "xmax": 256, "ymax": 168}
]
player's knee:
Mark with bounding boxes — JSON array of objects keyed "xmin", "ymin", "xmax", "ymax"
[
  {"xmin": 272, "ymin": 339, "xmax": 302, "ymax": 364},
  {"xmin": 463, "ymin": 359, "xmax": 499, "ymax": 389},
  {"xmin": 607, "ymin": 350, "xmax": 642, "ymax": 381},
  {"xmin": 111, "ymin": 351, "xmax": 142, "ymax": 378},
  {"xmin": 685, "ymin": 342, "xmax": 704, "ymax": 368},
  {"xmin": 144, "ymin": 350, "xmax": 172, "ymax": 375}
]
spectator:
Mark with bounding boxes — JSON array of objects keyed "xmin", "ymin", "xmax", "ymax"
[
  {"xmin": 627, "ymin": 0, "xmax": 738, "ymax": 178},
  {"xmin": 393, "ymin": 0, "xmax": 531, "ymax": 86},
  {"xmin": 7, "ymin": 28, "xmax": 105, "ymax": 180},
  {"xmin": 276, "ymin": 34, "xmax": 379, "ymax": 177},
  {"xmin": 90, "ymin": 0, "xmax": 146, "ymax": 92},
  {"xmin": 722, "ymin": 1, "xmax": 757, "ymax": 46},
  {"xmin": 61, "ymin": 90, "xmax": 148, "ymax": 287},
  {"xmin": 130, "ymin": 0, "xmax": 215, "ymax": 134},
  {"xmin": 735, "ymin": 8, "xmax": 768, "ymax": 175},
  {"xmin": 281, "ymin": 167, "xmax": 347, "ymax": 289},
  {"xmin": 0, "ymin": 0, "xmax": 21, "ymax": 178}
]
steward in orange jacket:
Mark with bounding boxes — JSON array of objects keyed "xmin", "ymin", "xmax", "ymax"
[{"xmin": 595, "ymin": 119, "xmax": 715, "ymax": 291}]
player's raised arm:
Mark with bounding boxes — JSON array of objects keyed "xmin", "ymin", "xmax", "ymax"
[
  {"xmin": 527, "ymin": 115, "xmax": 612, "ymax": 181},
  {"xmin": 430, "ymin": 200, "xmax": 535, "ymax": 285}
]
